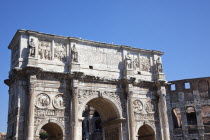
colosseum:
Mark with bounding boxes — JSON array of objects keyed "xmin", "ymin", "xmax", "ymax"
[{"xmin": 167, "ymin": 77, "xmax": 210, "ymax": 140}]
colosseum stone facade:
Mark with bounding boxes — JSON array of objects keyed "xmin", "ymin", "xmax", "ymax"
[{"xmin": 167, "ymin": 77, "xmax": 210, "ymax": 140}]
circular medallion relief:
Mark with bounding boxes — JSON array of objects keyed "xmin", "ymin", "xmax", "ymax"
[
  {"xmin": 35, "ymin": 93, "xmax": 50, "ymax": 108},
  {"xmin": 53, "ymin": 94, "xmax": 68, "ymax": 109},
  {"xmin": 145, "ymin": 101, "xmax": 155, "ymax": 113},
  {"xmin": 133, "ymin": 100, "xmax": 143, "ymax": 113}
]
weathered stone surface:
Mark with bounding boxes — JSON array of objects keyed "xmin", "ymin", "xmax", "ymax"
[{"xmin": 167, "ymin": 77, "xmax": 210, "ymax": 140}]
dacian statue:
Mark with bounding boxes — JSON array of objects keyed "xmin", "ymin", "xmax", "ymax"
[
  {"xmin": 156, "ymin": 57, "xmax": 163, "ymax": 73},
  {"xmin": 29, "ymin": 37, "xmax": 38, "ymax": 57},
  {"xmin": 71, "ymin": 44, "xmax": 78, "ymax": 62},
  {"xmin": 29, "ymin": 38, "xmax": 36, "ymax": 57},
  {"xmin": 125, "ymin": 53, "xmax": 132, "ymax": 69}
]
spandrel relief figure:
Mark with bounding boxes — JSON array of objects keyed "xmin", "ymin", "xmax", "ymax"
[
  {"xmin": 156, "ymin": 57, "xmax": 163, "ymax": 73},
  {"xmin": 29, "ymin": 38, "xmax": 36, "ymax": 57},
  {"xmin": 71, "ymin": 44, "xmax": 78, "ymax": 62}
]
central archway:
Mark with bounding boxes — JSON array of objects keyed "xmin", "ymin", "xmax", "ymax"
[
  {"xmin": 39, "ymin": 122, "xmax": 63, "ymax": 140},
  {"xmin": 80, "ymin": 97, "xmax": 123, "ymax": 140},
  {"xmin": 138, "ymin": 124, "xmax": 155, "ymax": 140}
]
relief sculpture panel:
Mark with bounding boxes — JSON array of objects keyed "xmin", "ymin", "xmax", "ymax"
[
  {"xmin": 133, "ymin": 100, "xmax": 143, "ymax": 113},
  {"xmin": 140, "ymin": 55, "xmax": 151, "ymax": 72},
  {"xmin": 53, "ymin": 94, "xmax": 68, "ymax": 109},
  {"xmin": 145, "ymin": 100, "xmax": 155, "ymax": 114},
  {"xmin": 38, "ymin": 40, "xmax": 52, "ymax": 60},
  {"xmin": 35, "ymin": 93, "xmax": 50, "ymax": 109},
  {"xmin": 133, "ymin": 99, "xmax": 156, "ymax": 121},
  {"xmin": 125, "ymin": 53, "xmax": 139, "ymax": 70},
  {"xmin": 54, "ymin": 42, "xmax": 67, "ymax": 62}
]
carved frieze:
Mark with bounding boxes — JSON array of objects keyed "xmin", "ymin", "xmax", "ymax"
[
  {"xmin": 35, "ymin": 93, "xmax": 50, "ymax": 109},
  {"xmin": 134, "ymin": 113, "xmax": 155, "ymax": 120},
  {"xmin": 38, "ymin": 40, "xmax": 52, "ymax": 60},
  {"xmin": 140, "ymin": 56, "xmax": 151, "ymax": 72},
  {"xmin": 35, "ymin": 109, "xmax": 65, "ymax": 117},
  {"xmin": 53, "ymin": 94, "xmax": 68, "ymax": 109},
  {"xmin": 54, "ymin": 42, "xmax": 67, "ymax": 62},
  {"xmin": 34, "ymin": 116, "xmax": 69, "ymax": 127}
]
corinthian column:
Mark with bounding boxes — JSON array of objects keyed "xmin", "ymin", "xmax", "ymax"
[
  {"xmin": 158, "ymin": 86, "xmax": 170, "ymax": 140},
  {"xmin": 27, "ymin": 75, "xmax": 37, "ymax": 140}
]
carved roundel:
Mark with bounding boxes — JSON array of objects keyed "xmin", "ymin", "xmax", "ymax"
[
  {"xmin": 133, "ymin": 100, "xmax": 143, "ymax": 113},
  {"xmin": 53, "ymin": 94, "xmax": 68, "ymax": 109},
  {"xmin": 35, "ymin": 93, "xmax": 50, "ymax": 108},
  {"xmin": 145, "ymin": 100, "xmax": 155, "ymax": 113}
]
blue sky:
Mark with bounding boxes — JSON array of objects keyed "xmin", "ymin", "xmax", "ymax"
[{"xmin": 0, "ymin": 0, "xmax": 210, "ymax": 132}]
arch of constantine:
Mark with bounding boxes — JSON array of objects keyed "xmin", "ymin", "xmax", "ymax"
[{"xmin": 4, "ymin": 30, "xmax": 170, "ymax": 140}]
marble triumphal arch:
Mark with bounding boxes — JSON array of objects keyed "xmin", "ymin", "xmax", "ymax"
[{"xmin": 5, "ymin": 30, "xmax": 170, "ymax": 140}]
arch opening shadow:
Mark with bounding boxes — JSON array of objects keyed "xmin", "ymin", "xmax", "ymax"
[
  {"xmin": 39, "ymin": 122, "xmax": 63, "ymax": 140},
  {"xmin": 82, "ymin": 97, "xmax": 121, "ymax": 140},
  {"xmin": 138, "ymin": 124, "xmax": 155, "ymax": 140},
  {"xmin": 87, "ymin": 98, "xmax": 120, "ymax": 122}
]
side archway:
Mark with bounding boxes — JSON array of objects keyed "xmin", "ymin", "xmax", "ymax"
[
  {"xmin": 137, "ymin": 124, "xmax": 155, "ymax": 140},
  {"xmin": 35, "ymin": 120, "xmax": 65, "ymax": 140}
]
